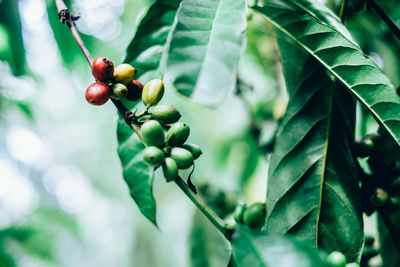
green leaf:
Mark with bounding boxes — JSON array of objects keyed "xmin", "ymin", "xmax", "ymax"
[
  {"xmin": 231, "ymin": 226, "xmax": 327, "ymax": 267},
  {"xmin": 125, "ymin": 0, "xmax": 183, "ymax": 83},
  {"xmin": 265, "ymin": 31, "xmax": 363, "ymax": 261},
  {"xmin": 253, "ymin": 0, "xmax": 400, "ymax": 147},
  {"xmin": 117, "ymin": 119, "xmax": 157, "ymax": 226},
  {"xmin": 189, "ymin": 210, "xmax": 231, "ymax": 267},
  {"xmin": 165, "ymin": 0, "xmax": 247, "ymax": 107}
]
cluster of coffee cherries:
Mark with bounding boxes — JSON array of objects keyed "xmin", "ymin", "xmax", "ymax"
[
  {"xmin": 139, "ymin": 84, "xmax": 202, "ymax": 182},
  {"xmin": 233, "ymin": 202, "xmax": 267, "ymax": 230},
  {"xmin": 85, "ymin": 57, "xmax": 143, "ymax": 105}
]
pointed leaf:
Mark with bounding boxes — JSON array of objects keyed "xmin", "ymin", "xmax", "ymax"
[
  {"xmin": 265, "ymin": 31, "xmax": 363, "ymax": 260},
  {"xmin": 117, "ymin": 119, "xmax": 157, "ymax": 226},
  {"xmin": 253, "ymin": 0, "xmax": 400, "ymax": 147},
  {"xmin": 231, "ymin": 226, "xmax": 327, "ymax": 267},
  {"xmin": 165, "ymin": 0, "xmax": 247, "ymax": 107}
]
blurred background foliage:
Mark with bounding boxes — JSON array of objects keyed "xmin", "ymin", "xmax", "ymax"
[{"xmin": 0, "ymin": 0, "xmax": 398, "ymax": 266}]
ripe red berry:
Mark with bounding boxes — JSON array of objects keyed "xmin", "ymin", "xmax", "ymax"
[
  {"xmin": 91, "ymin": 57, "xmax": 114, "ymax": 82},
  {"xmin": 126, "ymin": 80, "xmax": 144, "ymax": 101},
  {"xmin": 85, "ymin": 82, "xmax": 111, "ymax": 105}
]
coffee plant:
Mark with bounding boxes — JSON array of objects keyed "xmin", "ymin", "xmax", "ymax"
[{"xmin": 35, "ymin": 0, "xmax": 400, "ymax": 265}]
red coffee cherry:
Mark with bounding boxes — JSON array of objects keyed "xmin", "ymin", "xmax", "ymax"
[
  {"xmin": 91, "ymin": 57, "xmax": 114, "ymax": 82},
  {"xmin": 126, "ymin": 80, "xmax": 144, "ymax": 101},
  {"xmin": 85, "ymin": 82, "xmax": 111, "ymax": 105}
]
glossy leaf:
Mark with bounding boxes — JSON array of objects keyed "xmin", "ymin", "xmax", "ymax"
[
  {"xmin": 189, "ymin": 210, "xmax": 231, "ymax": 267},
  {"xmin": 265, "ymin": 31, "xmax": 363, "ymax": 261},
  {"xmin": 165, "ymin": 0, "xmax": 247, "ymax": 107},
  {"xmin": 231, "ymin": 226, "xmax": 327, "ymax": 267},
  {"xmin": 117, "ymin": 119, "xmax": 157, "ymax": 226},
  {"xmin": 253, "ymin": 0, "xmax": 400, "ymax": 147},
  {"xmin": 125, "ymin": 0, "xmax": 183, "ymax": 83}
]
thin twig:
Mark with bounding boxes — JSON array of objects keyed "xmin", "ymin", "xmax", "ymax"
[
  {"xmin": 367, "ymin": 0, "xmax": 400, "ymax": 41},
  {"xmin": 339, "ymin": 0, "xmax": 347, "ymax": 22}
]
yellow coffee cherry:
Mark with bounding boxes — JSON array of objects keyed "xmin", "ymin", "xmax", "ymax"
[
  {"xmin": 142, "ymin": 79, "xmax": 164, "ymax": 106},
  {"xmin": 113, "ymin": 63, "xmax": 137, "ymax": 84}
]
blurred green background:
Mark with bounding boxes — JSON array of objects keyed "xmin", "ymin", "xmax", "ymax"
[{"xmin": 0, "ymin": 0, "xmax": 399, "ymax": 266}]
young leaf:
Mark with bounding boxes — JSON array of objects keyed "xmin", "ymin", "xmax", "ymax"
[
  {"xmin": 117, "ymin": 119, "xmax": 157, "ymax": 226},
  {"xmin": 189, "ymin": 210, "xmax": 231, "ymax": 267},
  {"xmin": 231, "ymin": 226, "xmax": 327, "ymax": 267},
  {"xmin": 124, "ymin": 0, "xmax": 183, "ymax": 83},
  {"xmin": 253, "ymin": 0, "xmax": 400, "ymax": 147},
  {"xmin": 265, "ymin": 31, "xmax": 363, "ymax": 261},
  {"xmin": 165, "ymin": 0, "xmax": 247, "ymax": 107}
]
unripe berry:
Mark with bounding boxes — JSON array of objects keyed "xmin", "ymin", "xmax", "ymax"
[
  {"xmin": 126, "ymin": 80, "xmax": 144, "ymax": 101},
  {"xmin": 85, "ymin": 82, "xmax": 111, "ymax": 105},
  {"xmin": 182, "ymin": 143, "xmax": 202, "ymax": 160},
  {"xmin": 167, "ymin": 122, "xmax": 190, "ymax": 147},
  {"xmin": 170, "ymin": 147, "xmax": 194, "ymax": 169},
  {"xmin": 111, "ymin": 83, "xmax": 128, "ymax": 100},
  {"xmin": 326, "ymin": 251, "xmax": 346, "ymax": 267},
  {"xmin": 142, "ymin": 79, "xmax": 164, "ymax": 106},
  {"xmin": 114, "ymin": 63, "xmax": 137, "ymax": 84},
  {"xmin": 370, "ymin": 188, "xmax": 388, "ymax": 207},
  {"xmin": 162, "ymin": 157, "xmax": 179, "ymax": 182},
  {"xmin": 141, "ymin": 120, "xmax": 165, "ymax": 148},
  {"xmin": 243, "ymin": 202, "xmax": 266, "ymax": 229},
  {"xmin": 151, "ymin": 104, "xmax": 181, "ymax": 124},
  {"xmin": 143, "ymin": 146, "xmax": 165, "ymax": 166},
  {"xmin": 233, "ymin": 204, "xmax": 247, "ymax": 224},
  {"xmin": 91, "ymin": 57, "xmax": 114, "ymax": 82}
]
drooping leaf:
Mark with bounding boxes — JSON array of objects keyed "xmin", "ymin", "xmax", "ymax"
[
  {"xmin": 117, "ymin": 119, "xmax": 157, "ymax": 226},
  {"xmin": 165, "ymin": 0, "xmax": 247, "ymax": 107},
  {"xmin": 265, "ymin": 31, "xmax": 363, "ymax": 261},
  {"xmin": 125, "ymin": 0, "xmax": 183, "ymax": 83},
  {"xmin": 231, "ymin": 226, "xmax": 327, "ymax": 267},
  {"xmin": 117, "ymin": 0, "xmax": 184, "ymax": 226},
  {"xmin": 253, "ymin": 0, "xmax": 400, "ymax": 147},
  {"xmin": 189, "ymin": 210, "xmax": 231, "ymax": 267}
]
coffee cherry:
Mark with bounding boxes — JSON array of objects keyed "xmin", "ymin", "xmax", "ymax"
[
  {"xmin": 85, "ymin": 82, "xmax": 111, "ymax": 105},
  {"xmin": 326, "ymin": 251, "xmax": 346, "ymax": 267},
  {"xmin": 167, "ymin": 122, "xmax": 190, "ymax": 147},
  {"xmin": 170, "ymin": 147, "xmax": 194, "ymax": 169},
  {"xmin": 126, "ymin": 80, "xmax": 144, "ymax": 101},
  {"xmin": 370, "ymin": 188, "xmax": 388, "ymax": 207},
  {"xmin": 233, "ymin": 204, "xmax": 247, "ymax": 224},
  {"xmin": 114, "ymin": 63, "xmax": 137, "ymax": 84},
  {"xmin": 142, "ymin": 79, "xmax": 164, "ymax": 106},
  {"xmin": 143, "ymin": 146, "xmax": 165, "ymax": 166},
  {"xmin": 141, "ymin": 120, "xmax": 165, "ymax": 148},
  {"xmin": 151, "ymin": 104, "xmax": 181, "ymax": 124},
  {"xmin": 162, "ymin": 157, "xmax": 179, "ymax": 182},
  {"xmin": 111, "ymin": 83, "xmax": 128, "ymax": 100},
  {"xmin": 92, "ymin": 57, "xmax": 114, "ymax": 82},
  {"xmin": 182, "ymin": 143, "xmax": 202, "ymax": 160},
  {"xmin": 243, "ymin": 202, "xmax": 266, "ymax": 229}
]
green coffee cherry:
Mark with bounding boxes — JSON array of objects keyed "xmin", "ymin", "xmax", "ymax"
[
  {"xmin": 243, "ymin": 202, "xmax": 266, "ymax": 229},
  {"xmin": 345, "ymin": 263, "xmax": 360, "ymax": 267},
  {"xmin": 326, "ymin": 251, "xmax": 346, "ymax": 267},
  {"xmin": 141, "ymin": 120, "xmax": 165, "ymax": 148},
  {"xmin": 162, "ymin": 157, "xmax": 179, "ymax": 182},
  {"xmin": 151, "ymin": 104, "xmax": 181, "ymax": 124},
  {"xmin": 111, "ymin": 83, "xmax": 128, "ymax": 100},
  {"xmin": 233, "ymin": 204, "xmax": 247, "ymax": 224},
  {"xmin": 170, "ymin": 147, "xmax": 194, "ymax": 169},
  {"xmin": 182, "ymin": 143, "xmax": 202, "ymax": 160},
  {"xmin": 114, "ymin": 63, "xmax": 136, "ymax": 84},
  {"xmin": 143, "ymin": 146, "xmax": 165, "ymax": 166},
  {"xmin": 370, "ymin": 188, "xmax": 388, "ymax": 207},
  {"xmin": 142, "ymin": 79, "xmax": 164, "ymax": 106},
  {"xmin": 167, "ymin": 122, "xmax": 190, "ymax": 147}
]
